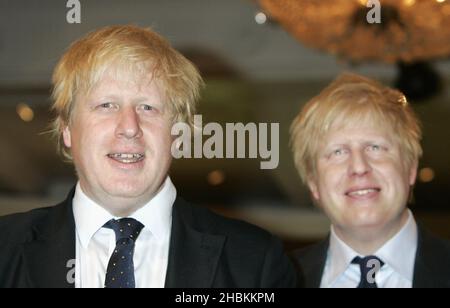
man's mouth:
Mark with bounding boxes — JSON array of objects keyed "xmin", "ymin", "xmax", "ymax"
[
  {"xmin": 107, "ymin": 153, "xmax": 145, "ymax": 164},
  {"xmin": 345, "ymin": 188, "xmax": 381, "ymax": 197}
]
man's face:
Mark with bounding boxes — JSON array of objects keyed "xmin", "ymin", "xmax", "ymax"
[
  {"xmin": 63, "ymin": 72, "xmax": 173, "ymax": 215},
  {"xmin": 308, "ymin": 122, "xmax": 417, "ymax": 238}
]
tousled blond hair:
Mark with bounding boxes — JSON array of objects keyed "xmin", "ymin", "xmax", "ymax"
[
  {"xmin": 51, "ymin": 25, "xmax": 203, "ymax": 160},
  {"xmin": 290, "ymin": 73, "xmax": 422, "ymax": 184}
]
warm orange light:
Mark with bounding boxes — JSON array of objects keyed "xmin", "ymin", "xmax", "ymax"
[
  {"xmin": 357, "ymin": 0, "xmax": 367, "ymax": 6},
  {"xmin": 419, "ymin": 168, "xmax": 435, "ymax": 183},
  {"xmin": 403, "ymin": 0, "xmax": 416, "ymax": 7},
  {"xmin": 16, "ymin": 103, "xmax": 34, "ymax": 122},
  {"xmin": 444, "ymin": 4, "xmax": 450, "ymax": 14},
  {"xmin": 207, "ymin": 170, "xmax": 226, "ymax": 186}
]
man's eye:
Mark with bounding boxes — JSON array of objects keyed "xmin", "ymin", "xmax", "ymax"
[
  {"xmin": 326, "ymin": 149, "xmax": 344, "ymax": 159},
  {"xmin": 368, "ymin": 145, "xmax": 381, "ymax": 151},
  {"xmin": 99, "ymin": 103, "xmax": 114, "ymax": 109},
  {"xmin": 139, "ymin": 104, "xmax": 154, "ymax": 111}
]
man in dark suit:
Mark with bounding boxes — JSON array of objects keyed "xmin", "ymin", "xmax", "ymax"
[
  {"xmin": 0, "ymin": 25, "xmax": 297, "ymax": 288},
  {"xmin": 290, "ymin": 73, "xmax": 450, "ymax": 288}
]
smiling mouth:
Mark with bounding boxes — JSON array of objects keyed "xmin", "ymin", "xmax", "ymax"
[
  {"xmin": 107, "ymin": 153, "xmax": 145, "ymax": 164},
  {"xmin": 346, "ymin": 188, "xmax": 381, "ymax": 197}
]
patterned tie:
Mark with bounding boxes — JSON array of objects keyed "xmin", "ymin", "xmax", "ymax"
[
  {"xmin": 103, "ymin": 218, "xmax": 144, "ymax": 288},
  {"xmin": 352, "ymin": 256, "xmax": 385, "ymax": 288}
]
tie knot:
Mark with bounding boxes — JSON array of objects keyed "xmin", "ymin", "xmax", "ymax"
[
  {"xmin": 351, "ymin": 255, "xmax": 384, "ymax": 288},
  {"xmin": 352, "ymin": 255, "xmax": 384, "ymax": 269},
  {"xmin": 104, "ymin": 218, "xmax": 144, "ymax": 242}
]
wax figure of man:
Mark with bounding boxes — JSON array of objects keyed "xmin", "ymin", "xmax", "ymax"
[{"xmin": 290, "ymin": 73, "xmax": 450, "ymax": 288}]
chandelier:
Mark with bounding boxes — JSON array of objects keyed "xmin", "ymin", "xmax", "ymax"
[{"xmin": 259, "ymin": 0, "xmax": 450, "ymax": 64}]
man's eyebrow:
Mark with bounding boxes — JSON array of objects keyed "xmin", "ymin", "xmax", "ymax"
[
  {"xmin": 319, "ymin": 143, "xmax": 346, "ymax": 155},
  {"xmin": 327, "ymin": 142, "xmax": 346, "ymax": 147},
  {"xmin": 363, "ymin": 136, "xmax": 391, "ymax": 144},
  {"xmin": 133, "ymin": 97, "xmax": 157, "ymax": 103},
  {"xmin": 323, "ymin": 137, "xmax": 391, "ymax": 148},
  {"xmin": 87, "ymin": 94, "xmax": 120, "ymax": 101},
  {"xmin": 322, "ymin": 141, "xmax": 347, "ymax": 148}
]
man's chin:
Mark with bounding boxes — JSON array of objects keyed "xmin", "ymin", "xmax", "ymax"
[
  {"xmin": 98, "ymin": 179, "xmax": 145, "ymax": 195},
  {"xmin": 97, "ymin": 175, "xmax": 166, "ymax": 205},
  {"xmin": 106, "ymin": 187, "xmax": 147, "ymax": 199}
]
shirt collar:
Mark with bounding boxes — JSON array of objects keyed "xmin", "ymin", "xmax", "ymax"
[
  {"xmin": 326, "ymin": 225, "xmax": 359, "ymax": 285},
  {"xmin": 375, "ymin": 210, "xmax": 418, "ymax": 281},
  {"xmin": 128, "ymin": 176, "xmax": 176, "ymax": 242},
  {"xmin": 326, "ymin": 210, "xmax": 418, "ymax": 285},
  {"xmin": 73, "ymin": 176, "xmax": 176, "ymax": 249}
]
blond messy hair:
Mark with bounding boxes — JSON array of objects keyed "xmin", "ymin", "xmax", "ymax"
[
  {"xmin": 51, "ymin": 24, "xmax": 203, "ymax": 160},
  {"xmin": 290, "ymin": 73, "xmax": 423, "ymax": 184}
]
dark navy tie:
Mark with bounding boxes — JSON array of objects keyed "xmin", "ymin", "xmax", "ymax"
[
  {"xmin": 103, "ymin": 218, "xmax": 144, "ymax": 288},
  {"xmin": 352, "ymin": 256, "xmax": 384, "ymax": 288}
]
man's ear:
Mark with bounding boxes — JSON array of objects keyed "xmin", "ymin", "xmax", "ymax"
[
  {"xmin": 409, "ymin": 160, "xmax": 418, "ymax": 186},
  {"xmin": 63, "ymin": 126, "xmax": 72, "ymax": 148},
  {"xmin": 307, "ymin": 176, "xmax": 320, "ymax": 201}
]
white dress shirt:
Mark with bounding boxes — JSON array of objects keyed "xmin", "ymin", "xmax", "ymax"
[
  {"xmin": 73, "ymin": 177, "xmax": 176, "ymax": 288},
  {"xmin": 320, "ymin": 210, "xmax": 418, "ymax": 288}
]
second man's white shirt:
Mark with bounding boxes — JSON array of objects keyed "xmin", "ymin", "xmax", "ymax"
[{"xmin": 320, "ymin": 210, "xmax": 418, "ymax": 288}]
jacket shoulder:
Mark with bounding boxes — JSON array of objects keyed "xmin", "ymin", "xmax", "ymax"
[
  {"xmin": 292, "ymin": 238, "xmax": 329, "ymax": 288},
  {"xmin": 416, "ymin": 228, "xmax": 450, "ymax": 287},
  {"xmin": 294, "ymin": 238, "xmax": 329, "ymax": 264},
  {"xmin": 177, "ymin": 199, "xmax": 274, "ymax": 242},
  {"xmin": 0, "ymin": 206, "xmax": 57, "ymax": 244},
  {"xmin": 174, "ymin": 199, "xmax": 298, "ymax": 287}
]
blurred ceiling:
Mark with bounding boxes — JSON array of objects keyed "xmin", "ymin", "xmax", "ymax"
[
  {"xmin": 4, "ymin": 0, "xmax": 450, "ymax": 87},
  {"xmin": 1, "ymin": 0, "xmax": 450, "ymax": 213}
]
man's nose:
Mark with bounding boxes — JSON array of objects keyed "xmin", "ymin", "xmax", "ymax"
[
  {"xmin": 348, "ymin": 149, "xmax": 372, "ymax": 177},
  {"xmin": 115, "ymin": 107, "xmax": 143, "ymax": 139}
]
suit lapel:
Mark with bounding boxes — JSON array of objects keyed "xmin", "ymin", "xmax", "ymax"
[
  {"xmin": 295, "ymin": 237, "xmax": 329, "ymax": 288},
  {"xmin": 413, "ymin": 227, "xmax": 450, "ymax": 288},
  {"xmin": 164, "ymin": 198, "xmax": 225, "ymax": 288},
  {"xmin": 305, "ymin": 239, "xmax": 328, "ymax": 288},
  {"xmin": 412, "ymin": 254, "xmax": 435, "ymax": 288},
  {"xmin": 22, "ymin": 190, "xmax": 76, "ymax": 288}
]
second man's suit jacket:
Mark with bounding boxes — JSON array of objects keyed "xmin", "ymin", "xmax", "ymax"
[{"xmin": 0, "ymin": 189, "xmax": 298, "ymax": 288}]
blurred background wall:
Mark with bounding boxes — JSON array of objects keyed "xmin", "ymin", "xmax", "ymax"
[{"xmin": 1, "ymin": 0, "xmax": 449, "ymax": 248}]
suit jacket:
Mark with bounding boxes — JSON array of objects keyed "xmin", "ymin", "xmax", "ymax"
[
  {"xmin": 0, "ymin": 189, "xmax": 297, "ymax": 288},
  {"xmin": 294, "ymin": 227, "xmax": 450, "ymax": 288}
]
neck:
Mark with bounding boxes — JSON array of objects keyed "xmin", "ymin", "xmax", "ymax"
[
  {"xmin": 333, "ymin": 210, "xmax": 410, "ymax": 255},
  {"xmin": 95, "ymin": 194, "xmax": 150, "ymax": 217},
  {"xmin": 79, "ymin": 182, "xmax": 165, "ymax": 218}
]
